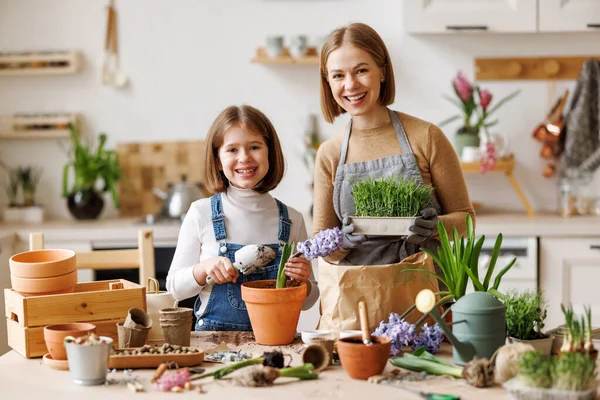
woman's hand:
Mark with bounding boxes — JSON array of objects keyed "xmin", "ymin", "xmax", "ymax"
[
  {"xmin": 284, "ymin": 256, "xmax": 312, "ymax": 282},
  {"xmin": 194, "ymin": 256, "xmax": 238, "ymax": 285}
]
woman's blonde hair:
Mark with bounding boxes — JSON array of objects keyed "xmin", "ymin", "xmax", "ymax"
[
  {"xmin": 203, "ymin": 105, "xmax": 285, "ymax": 195},
  {"xmin": 320, "ymin": 22, "xmax": 395, "ymax": 123}
]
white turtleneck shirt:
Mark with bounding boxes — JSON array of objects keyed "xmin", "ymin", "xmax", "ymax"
[{"xmin": 166, "ymin": 186, "xmax": 319, "ymax": 317}]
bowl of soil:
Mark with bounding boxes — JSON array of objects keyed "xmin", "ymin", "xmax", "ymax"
[{"xmin": 336, "ymin": 335, "xmax": 391, "ymax": 380}]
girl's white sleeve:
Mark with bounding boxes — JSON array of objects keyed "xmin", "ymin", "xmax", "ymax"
[
  {"xmin": 166, "ymin": 205, "xmax": 204, "ymax": 301},
  {"xmin": 296, "ymin": 218, "xmax": 320, "ymax": 311}
]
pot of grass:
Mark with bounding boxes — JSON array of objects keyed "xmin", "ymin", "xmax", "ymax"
[
  {"xmin": 350, "ymin": 177, "xmax": 433, "ymax": 236},
  {"xmin": 505, "ymin": 289, "xmax": 554, "ymax": 355}
]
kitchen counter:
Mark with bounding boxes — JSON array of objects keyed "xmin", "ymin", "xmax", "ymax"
[
  {"xmin": 0, "ymin": 334, "xmax": 511, "ymax": 399},
  {"xmin": 0, "ymin": 212, "xmax": 598, "ymax": 245}
]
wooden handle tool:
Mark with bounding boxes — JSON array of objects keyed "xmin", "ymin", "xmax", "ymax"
[{"xmin": 358, "ymin": 300, "xmax": 372, "ymax": 346}]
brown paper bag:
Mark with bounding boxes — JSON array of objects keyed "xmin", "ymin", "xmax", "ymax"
[{"xmin": 317, "ymin": 252, "xmax": 439, "ymax": 333}]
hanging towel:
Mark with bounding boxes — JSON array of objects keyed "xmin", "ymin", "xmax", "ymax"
[{"xmin": 563, "ymin": 59, "xmax": 600, "ymax": 172}]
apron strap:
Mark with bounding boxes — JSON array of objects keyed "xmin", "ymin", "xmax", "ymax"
[
  {"xmin": 210, "ymin": 194, "xmax": 227, "ymax": 241},
  {"xmin": 338, "ymin": 108, "xmax": 413, "ymax": 167},
  {"xmin": 275, "ymin": 198, "xmax": 292, "ymax": 242}
]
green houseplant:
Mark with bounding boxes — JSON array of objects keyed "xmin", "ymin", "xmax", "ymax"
[
  {"xmin": 505, "ymin": 290, "xmax": 553, "ymax": 355},
  {"xmin": 62, "ymin": 124, "xmax": 122, "ymax": 220},
  {"xmin": 350, "ymin": 176, "xmax": 433, "ymax": 236}
]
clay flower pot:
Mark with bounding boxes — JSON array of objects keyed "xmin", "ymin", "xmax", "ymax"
[
  {"xmin": 44, "ymin": 323, "xmax": 96, "ymax": 360},
  {"xmin": 336, "ymin": 335, "xmax": 392, "ymax": 380},
  {"xmin": 241, "ymin": 280, "xmax": 307, "ymax": 345},
  {"xmin": 9, "ymin": 249, "xmax": 77, "ymax": 296}
]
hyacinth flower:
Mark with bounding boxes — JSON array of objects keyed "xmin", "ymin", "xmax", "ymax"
[
  {"xmin": 295, "ymin": 227, "xmax": 345, "ymax": 261},
  {"xmin": 155, "ymin": 368, "xmax": 191, "ymax": 392},
  {"xmin": 372, "ymin": 313, "xmax": 445, "ymax": 355},
  {"xmin": 412, "ymin": 323, "xmax": 445, "ymax": 354}
]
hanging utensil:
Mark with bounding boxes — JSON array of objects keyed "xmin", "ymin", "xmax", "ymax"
[{"xmin": 101, "ymin": 0, "xmax": 128, "ymax": 87}]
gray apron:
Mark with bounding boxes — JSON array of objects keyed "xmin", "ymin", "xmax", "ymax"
[{"xmin": 333, "ymin": 109, "xmax": 442, "ymax": 266}]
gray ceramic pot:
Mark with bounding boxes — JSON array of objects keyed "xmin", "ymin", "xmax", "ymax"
[{"xmin": 64, "ymin": 336, "xmax": 113, "ymax": 385}]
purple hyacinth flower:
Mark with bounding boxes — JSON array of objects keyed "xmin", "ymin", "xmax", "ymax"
[
  {"xmin": 296, "ymin": 227, "xmax": 344, "ymax": 260},
  {"xmin": 412, "ymin": 323, "xmax": 445, "ymax": 354},
  {"xmin": 372, "ymin": 312, "xmax": 417, "ymax": 356}
]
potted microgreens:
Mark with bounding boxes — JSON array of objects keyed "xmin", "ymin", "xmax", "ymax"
[
  {"xmin": 505, "ymin": 290, "xmax": 554, "ymax": 355},
  {"xmin": 504, "ymin": 349, "xmax": 597, "ymax": 398},
  {"xmin": 558, "ymin": 304, "xmax": 598, "ymax": 360},
  {"xmin": 241, "ymin": 228, "xmax": 344, "ymax": 345},
  {"xmin": 350, "ymin": 176, "xmax": 434, "ymax": 236}
]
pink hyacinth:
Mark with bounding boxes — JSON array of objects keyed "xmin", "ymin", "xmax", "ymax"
[
  {"xmin": 155, "ymin": 368, "xmax": 191, "ymax": 392},
  {"xmin": 453, "ymin": 72, "xmax": 473, "ymax": 102},
  {"xmin": 480, "ymin": 142, "xmax": 497, "ymax": 173},
  {"xmin": 479, "ymin": 89, "xmax": 492, "ymax": 111}
]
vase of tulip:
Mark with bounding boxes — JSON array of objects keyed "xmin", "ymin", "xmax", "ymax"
[{"xmin": 439, "ymin": 72, "xmax": 520, "ymax": 172}]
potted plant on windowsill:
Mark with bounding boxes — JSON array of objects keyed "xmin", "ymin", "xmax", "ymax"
[
  {"xmin": 62, "ymin": 124, "xmax": 122, "ymax": 220},
  {"xmin": 350, "ymin": 176, "xmax": 434, "ymax": 236},
  {"xmin": 241, "ymin": 228, "xmax": 344, "ymax": 345},
  {"xmin": 1, "ymin": 162, "xmax": 44, "ymax": 223},
  {"xmin": 505, "ymin": 289, "xmax": 554, "ymax": 355}
]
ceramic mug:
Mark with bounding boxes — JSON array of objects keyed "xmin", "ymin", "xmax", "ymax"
[
  {"xmin": 265, "ymin": 35, "xmax": 284, "ymax": 58},
  {"xmin": 289, "ymin": 35, "xmax": 308, "ymax": 58}
]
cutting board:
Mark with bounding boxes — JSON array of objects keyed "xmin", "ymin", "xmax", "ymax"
[{"xmin": 117, "ymin": 140, "xmax": 211, "ymax": 217}]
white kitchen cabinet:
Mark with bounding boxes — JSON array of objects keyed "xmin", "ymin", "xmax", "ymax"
[
  {"xmin": 404, "ymin": 0, "xmax": 538, "ymax": 33},
  {"xmin": 539, "ymin": 0, "xmax": 600, "ymax": 32},
  {"xmin": 540, "ymin": 237, "xmax": 600, "ymax": 331}
]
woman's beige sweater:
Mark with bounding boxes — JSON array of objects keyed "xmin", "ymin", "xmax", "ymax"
[{"xmin": 312, "ymin": 111, "xmax": 475, "ymax": 261}]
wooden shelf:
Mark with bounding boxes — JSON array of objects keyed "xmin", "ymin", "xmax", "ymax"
[
  {"xmin": 0, "ymin": 50, "xmax": 81, "ymax": 76},
  {"xmin": 475, "ymin": 56, "xmax": 600, "ymax": 81},
  {"xmin": 252, "ymin": 47, "xmax": 319, "ymax": 65},
  {"xmin": 0, "ymin": 113, "xmax": 79, "ymax": 139},
  {"xmin": 461, "ymin": 154, "xmax": 535, "ymax": 217}
]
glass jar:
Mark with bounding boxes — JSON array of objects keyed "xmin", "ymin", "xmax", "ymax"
[{"xmin": 558, "ymin": 177, "xmax": 576, "ymax": 217}]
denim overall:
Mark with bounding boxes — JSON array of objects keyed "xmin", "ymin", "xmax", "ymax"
[
  {"xmin": 333, "ymin": 108, "xmax": 442, "ymax": 265},
  {"xmin": 194, "ymin": 193, "xmax": 292, "ymax": 331}
]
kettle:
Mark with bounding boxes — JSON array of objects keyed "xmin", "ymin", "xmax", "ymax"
[
  {"xmin": 146, "ymin": 278, "xmax": 178, "ymax": 345},
  {"xmin": 415, "ymin": 289, "xmax": 506, "ymax": 366},
  {"xmin": 152, "ymin": 174, "xmax": 205, "ymax": 220}
]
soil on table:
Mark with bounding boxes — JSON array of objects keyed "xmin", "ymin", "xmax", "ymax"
[{"xmin": 192, "ymin": 331, "xmax": 305, "ymax": 356}]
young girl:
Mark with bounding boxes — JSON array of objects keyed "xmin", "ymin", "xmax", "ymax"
[{"xmin": 166, "ymin": 105, "xmax": 319, "ymax": 331}]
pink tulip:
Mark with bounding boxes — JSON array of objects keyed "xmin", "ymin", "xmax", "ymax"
[
  {"xmin": 453, "ymin": 72, "xmax": 473, "ymax": 102},
  {"xmin": 479, "ymin": 142, "xmax": 497, "ymax": 173},
  {"xmin": 479, "ymin": 89, "xmax": 492, "ymax": 111}
]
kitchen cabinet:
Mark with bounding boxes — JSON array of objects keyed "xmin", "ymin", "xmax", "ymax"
[
  {"xmin": 404, "ymin": 0, "xmax": 538, "ymax": 33},
  {"xmin": 539, "ymin": 0, "xmax": 600, "ymax": 32},
  {"xmin": 540, "ymin": 237, "xmax": 600, "ymax": 330},
  {"xmin": 0, "ymin": 235, "xmax": 15, "ymax": 355}
]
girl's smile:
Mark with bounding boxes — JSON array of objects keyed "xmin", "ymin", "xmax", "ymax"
[{"xmin": 218, "ymin": 125, "xmax": 269, "ymax": 190}]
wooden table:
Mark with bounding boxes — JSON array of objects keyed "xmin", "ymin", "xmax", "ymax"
[{"xmin": 0, "ymin": 332, "xmax": 511, "ymax": 399}]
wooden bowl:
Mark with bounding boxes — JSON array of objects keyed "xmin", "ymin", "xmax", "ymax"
[
  {"xmin": 10, "ymin": 269, "xmax": 78, "ymax": 296},
  {"xmin": 336, "ymin": 335, "xmax": 391, "ymax": 380},
  {"xmin": 9, "ymin": 249, "xmax": 76, "ymax": 278},
  {"xmin": 44, "ymin": 323, "xmax": 96, "ymax": 361}
]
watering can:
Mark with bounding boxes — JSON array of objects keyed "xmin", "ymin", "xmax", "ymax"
[
  {"xmin": 415, "ymin": 289, "xmax": 506, "ymax": 366},
  {"xmin": 146, "ymin": 278, "xmax": 178, "ymax": 345}
]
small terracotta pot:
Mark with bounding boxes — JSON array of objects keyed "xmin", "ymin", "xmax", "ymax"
[
  {"xmin": 241, "ymin": 280, "xmax": 307, "ymax": 345},
  {"xmin": 336, "ymin": 335, "xmax": 391, "ymax": 380},
  {"xmin": 44, "ymin": 323, "xmax": 96, "ymax": 360},
  {"xmin": 11, "ymin": 269, "xmax": 78, "ymax": 296},
  {"xmin": 10, "ymin": 249, "xmax": 76, "ymax": 278}
]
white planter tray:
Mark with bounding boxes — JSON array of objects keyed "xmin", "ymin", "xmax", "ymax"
[
  {"xmin": 350, "ymin": 216, "xmax": 416, "ymax": 236},
  {"xmin": 503, "ymin": 377, "xmax": 596, "ymax": 400}
]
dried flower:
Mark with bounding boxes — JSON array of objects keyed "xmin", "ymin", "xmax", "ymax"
[
  {"xmin": 296, "ymin": 227, "xmax": 344, "ymax": 261},
  {"xmin": 155, "ymin": 368, "xmax": 190, "ymax": 392},
  {"xmin": 412, "ymin": 323, "xmax": 445, "ymax": 354}
]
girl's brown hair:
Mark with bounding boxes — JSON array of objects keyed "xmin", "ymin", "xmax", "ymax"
[
  {"xmin": 203, "ymin": 105, "xmax": 285, "ymax": 195},
  {"xmin": 320, "ymin": 22, "xmax": 395, "ymax": 123}
]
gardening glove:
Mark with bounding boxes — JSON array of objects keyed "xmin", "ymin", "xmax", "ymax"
[
  {"xmin": 407, "ymin": 208, "xmax": 438, "ymax": 244},
  {"xmin": 341, "ymin": 216, "xmax": 367, "ymax": 250}
]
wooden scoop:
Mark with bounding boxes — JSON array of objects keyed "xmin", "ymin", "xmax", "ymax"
[{"xmin": 358, "ymin": 301, "xmax": 373, "ymax": 346}]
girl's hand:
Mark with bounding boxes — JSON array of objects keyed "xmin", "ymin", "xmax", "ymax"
[
  {"xmin": 284, "ymin": 256, "xmax": 312, "ymax": 282},
  {"xmin": 194, "ymin": 256, "xmax": 238, "ymax": 285}
]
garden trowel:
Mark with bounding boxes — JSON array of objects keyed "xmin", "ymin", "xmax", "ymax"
[{"xmin": 206, "ymin": 244, "xmax": 277, "ymax": 285}]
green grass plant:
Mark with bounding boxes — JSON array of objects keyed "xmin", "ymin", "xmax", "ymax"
[
  {"xmin": 505, "ymin": 290, "xmax": 548, "ymax": 340},
  {"xmin": 276, "ymin": 242, "xmax": 294, "ymax": 289},
  {"xmin": 517, "ymin": 350, "xmax": 554, "ymax": 388},
  {"xmin": 552, "ymin": 352, "xmax": 596, "ymax": 392},
  {"xmin": 351, "ymin": 177, "xmax": 433, "ymax": 217}
]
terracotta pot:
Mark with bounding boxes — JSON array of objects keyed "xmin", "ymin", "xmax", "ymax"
[
  {"xmin": 44, "ymin": 323, "xmax": 96, "ymax": 360},
  {"xmin": 241, "ymin": 280, "xmax": 307, "ymax": 345},
  {"xmin": 11, "ymin": 269, "xmax": 78, "ymax": 296},
  {"xmin": 10, "ymin": 249, "xmax": 76, "ymax": 278},
  {"xmin": 336, "ymin": 335, "xmax": 391, "ymax": 380}
]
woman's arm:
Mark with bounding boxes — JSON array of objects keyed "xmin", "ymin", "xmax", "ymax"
[
  {"xmin": 166, "ymin": 205, "xmax": 205, "ymax": 301},
  {"xmin": 312, "ymin": 142, "xmax": 351, "ymax": 262},
  {"xmin": 427, "ymin": 124, "xmax": 476, "ymax": 236}
]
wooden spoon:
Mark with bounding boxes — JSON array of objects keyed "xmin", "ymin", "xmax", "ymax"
[{"xmin": 358, "ymin": 301, "xmax": 372, "ymax": 346}]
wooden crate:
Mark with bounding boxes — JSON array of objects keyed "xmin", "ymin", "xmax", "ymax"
[{"xmin": 4, "ymin": 279, "xmax": 146, "ymax": 358}]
